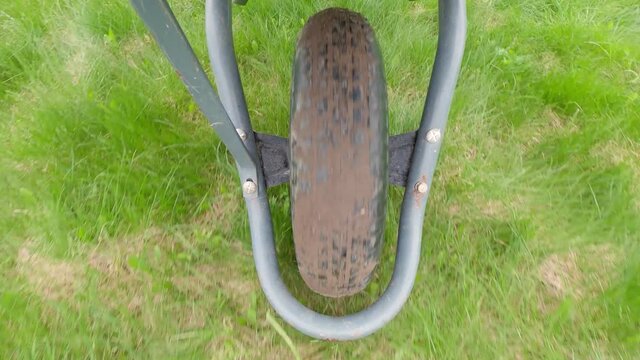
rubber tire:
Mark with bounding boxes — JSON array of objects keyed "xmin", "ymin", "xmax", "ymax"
[{"xmin": 290, "ymin": 8, "xmax": 388, "ymax": 298}]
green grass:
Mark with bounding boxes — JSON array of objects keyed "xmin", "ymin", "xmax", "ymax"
[{"xmin": 1, "ymin": 0, "xmax": 639, "ymax": 358}]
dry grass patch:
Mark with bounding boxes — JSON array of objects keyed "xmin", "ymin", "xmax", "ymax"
[
  {"xmin": 539, "ymin": 251, "xmax": 582, "ymax": 301},
  {"xmin": 16, "ymin": 246, "xmax": 84, "ymax": 301},
  {"xmin": 522, "ymin": 107, "xmax": 580, "ymax": 150},
  {"xmin": 538, "ymin": 51, "xmax": 561, "ymax": 74},
  {"xmin": 537, "ymin": 244, "xmax": 621, "ymax": 314},
  {"xmin": 87, "ymin": 228, "xmax": 163, "ymax": 310},
  {"xmin": 592, "ymin": 139, "xmax": 640, "ymax": 211},
  {"xmin": 55, "ymin": 24, "xmax": 98, "ymax": 86},
  {"xmin": 171, "ymin": 262, "xmax": 259, "ymax": 311}
]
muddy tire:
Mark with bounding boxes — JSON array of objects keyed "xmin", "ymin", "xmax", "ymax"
[{"xmin": 290, "ymin": 8, "xmax": 388, "ymax": 298}]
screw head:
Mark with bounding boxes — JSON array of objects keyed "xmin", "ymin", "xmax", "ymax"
[
  {"xmin": 415, "ymin": 181, "xmax": 428, "ymax": 194},
  {"xmin": 236, "ymin": 128, "xmax": 247, "ymax": 141},
  {"xmin": 242, "ymin": 180, "xmax": 257, "ymax": 194},
  {"xmin": 425, "ymin": 128, "xmax": 442, "ymax": 143}
]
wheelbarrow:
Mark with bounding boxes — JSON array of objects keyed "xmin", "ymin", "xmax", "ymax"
[{"xmin": 129, "ymin": 0, "xmax": 466, "ymax": 340}]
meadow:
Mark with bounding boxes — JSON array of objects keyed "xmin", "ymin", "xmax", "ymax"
[{"xmin": 1, "ymin": 0, "xmax": 639, "ymax": 358}]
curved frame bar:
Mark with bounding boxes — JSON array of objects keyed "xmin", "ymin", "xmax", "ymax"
[
  {"xmin": 131, "ymin": 0, "xmax": 466, "ymax": 341},
  {"xmin": 206, "ymin": 0, "xmax": 466, "ymax": 340}
]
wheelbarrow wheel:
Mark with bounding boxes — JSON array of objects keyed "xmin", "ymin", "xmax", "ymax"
[{"xmin": 290, "ymin": 8, "xmax": 388, "ymax": 298}]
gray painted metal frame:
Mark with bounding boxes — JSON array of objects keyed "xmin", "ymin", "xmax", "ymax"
[
  {"xmin": 129, "ymin": 0, "xmax": 259, "ymax": 194},
  {"xmin": 130, "ymin": 0, "xmax": 466, "ymax": 340}
]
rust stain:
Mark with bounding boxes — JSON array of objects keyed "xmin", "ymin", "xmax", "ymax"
[
  {"xmin": 413, "ymin": 175, "xmax": 428, "ymax": 206},
  {"xmin": 290, "ymin": 9, "xmax": 388, "ymax": 297}
]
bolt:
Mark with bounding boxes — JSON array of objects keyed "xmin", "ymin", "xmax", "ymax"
[
  {"xmin": 415, "ymin": 181, "xmax": 428, "ymax": 194},
  {"xmin": 236, "ymin": 128, "xmax": 247, "ymax": 141},
  {"xmin": 242, "ymin": 180, "xmax": 257, "ymax": 194},
  {"xmin": 425, "ymin": 128, "xmax": 442, "ymax": 143}
]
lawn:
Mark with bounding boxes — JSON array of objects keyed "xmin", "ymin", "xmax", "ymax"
[{"xmin": 1, "ymin": 0, "xmax": 639, "ymax": 358}]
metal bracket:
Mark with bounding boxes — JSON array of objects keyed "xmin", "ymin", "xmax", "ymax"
[
  {"xmin": 255, "ymin": 132, "xmax": 418, "ymax": 188},
  {"xmin": 388, "ymin": 132, "xmax": 417, "ymax": 186},
  {"xmin": 254, "ymin": 133, "xmax": 290, "ymax": 188}
]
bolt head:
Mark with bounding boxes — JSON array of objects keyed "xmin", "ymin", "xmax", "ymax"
[
  {"xmin": 415, "ymin": 181, "xmax": 428, "ymax": 194},
  {"xmin": 236, "ymin": 128, "xmax": 247, "ymax": 141},
  {"xmin": 242, "ymin": 180, "xmax": 257, "ymax": 194},
  {"xmin": 426, "ymin": 128, "xmax": 442, "ymax": 143}
]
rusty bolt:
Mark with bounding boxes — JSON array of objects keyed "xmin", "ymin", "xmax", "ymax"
[
  {"xmin": 415, "ymin": 181, "xmax": 428, "ymax": 194},
  {"xmin": 425, "ymin": 128, "xmax": 442, "ymax": 143},
  {"xmin": 242, "ymin": 180, "xmax": 257, "ymax": 194},
  {"xmin": 236, "ymin": 128, "xmax": 247, "ymax": 141}
]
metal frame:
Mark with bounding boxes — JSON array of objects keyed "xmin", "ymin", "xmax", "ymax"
[{"xmin": 130, "ymin": 0, "xmax": 466, "ymax": 340}]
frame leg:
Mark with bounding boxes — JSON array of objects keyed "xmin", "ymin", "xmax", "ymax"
[{"xmin": 130, "ymin": 0, "xmax": 258, "ymax": 188}]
